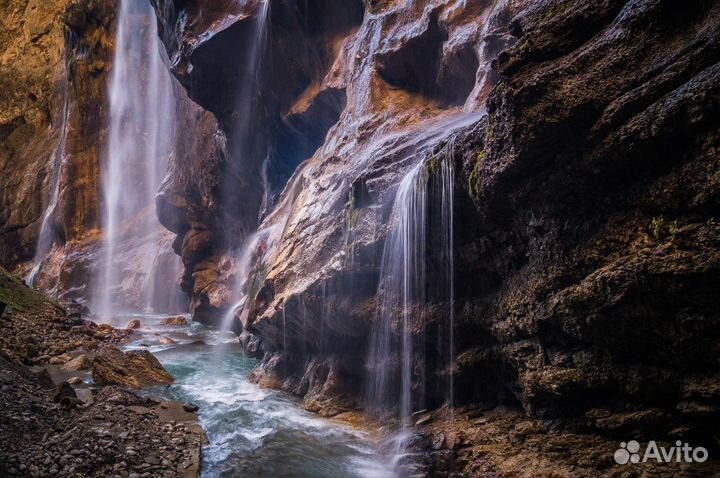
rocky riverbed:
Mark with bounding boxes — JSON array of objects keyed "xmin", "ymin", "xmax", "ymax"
[{"xmin": 0, "ymin": 267, "xmax": 205, "ymax": 478}]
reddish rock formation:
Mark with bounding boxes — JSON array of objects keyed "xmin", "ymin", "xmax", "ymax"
[
  {"xmin": 160, "ymin": 315, "xmax": 188, "ymax": 326},
  {"xmin": 0, "ymin": 0, "xmax": 114, "ymax": 294},
  {"xmin": 0, "ymin": 0, "xmax": 215, "ymax": 313},
  {"xmin": 0, "ymin": 0, "xmax": 112, "ymax": 267}
]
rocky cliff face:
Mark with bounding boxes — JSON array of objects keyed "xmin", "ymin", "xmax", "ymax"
[
  {"xmin": 1, "ymin": 0, "xmax": 116, "ymax": 295},
  {"xmin": 0, "ymin": 0, "xmax": 113, "ymax": 267},
  {"xmin": 461, "ymin": 0, "xmax": 720, "ymax": 421},
  {"xmin": 151, "ymin": 0, "xmax": 720, "ymax": 475},
  {"xmin": 150, "ymin": 0, "xmax": 515, "ymax": 333}
]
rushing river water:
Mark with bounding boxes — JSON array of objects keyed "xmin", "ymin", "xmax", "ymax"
[{"xmin": 122, "ymin": 314, "xmax": 397, "ymax": 478}]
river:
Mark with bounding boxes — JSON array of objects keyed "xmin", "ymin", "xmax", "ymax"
[{"xmin": 121, "ymin": 313, "xmax": 398, "ymax": 478}]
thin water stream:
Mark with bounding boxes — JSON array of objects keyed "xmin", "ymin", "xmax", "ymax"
[{"xmin": 123, "ymin": 314, "xmax": 397, "ymax": 478}]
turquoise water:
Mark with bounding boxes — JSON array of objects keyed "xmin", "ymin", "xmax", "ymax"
[{"xmin": 122, "ymin": 314, "xmax": 397, "ymax": 478}]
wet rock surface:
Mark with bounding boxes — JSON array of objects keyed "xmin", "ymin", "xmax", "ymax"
[
  {"xmin": 148, "ymin": 0, "xmax": 513, "ymax": 324},
  {"xmin": 160, "ymin": 316, "xmax": 188, "ymax": 326},
  {"xmin": 151, "ymin": 0, "xmax": 720, "ymax": 476},
  {"xmin": 0, "ymin": 0, "xmax": 117, "ymax": 269}
]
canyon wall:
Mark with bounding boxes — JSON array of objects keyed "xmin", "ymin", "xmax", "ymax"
[
  {"xmin": 0, "ymin": 0, "xmax": 114, "ymax": 267},
  {"xmin": 0, "ymin": 0, "xmax": 210, "ymax": 312},
  {"xmin": 152, "ymin": 0, "xmax": 720, "ymax": 475}
]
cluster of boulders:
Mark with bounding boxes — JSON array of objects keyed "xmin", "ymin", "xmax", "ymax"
[{"xmin": 0, "ymin": 300, "xmax": 128, "ymax": 366}]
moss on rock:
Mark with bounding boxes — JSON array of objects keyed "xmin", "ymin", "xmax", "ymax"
[{"xmin": 0, "ymin": 266, "xmax": 47, "ymax": 312}]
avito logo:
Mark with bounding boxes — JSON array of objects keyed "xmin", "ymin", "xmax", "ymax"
[{"xmin": 614, "ymin": 440, "xmax": 708, "ymax": 465}]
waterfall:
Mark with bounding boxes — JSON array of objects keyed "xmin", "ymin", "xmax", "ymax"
[
  {"xmin": 95, "ymin": 0, "xmax": 176, "ymax": 322},
  {"xmin": 26, "ymin": 31, "xmax": 79, "ymax": 289},
  {"xmin": 143, "ymin": 237, "xmax": 187, "ymax": 313},
  {"xmin": 366, "ymin": 139, "xmax": 457, "ymax": 469},
  {"xmin": 219, "ymin": 230, "xmax": 263, "ymax": 333},
  {"xmin": 368, "ymin": 161, "xmax": 426, "ymax": 422},
  {"xmin": 232, "ymin": 0, "xmax": 269, "ymax": 166},
  {"xmin": 438, "ymin": 137, "xmax": 455, "ymax": 410},
  {"xmin": 26, "ymin": 84, "xmax": 71, "ymax": 289},
  {"xmin": 218, "ymin": 1, "xmax": 272, "ymax": 333}
]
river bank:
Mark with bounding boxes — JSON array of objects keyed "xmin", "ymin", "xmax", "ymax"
[
  {"xmin": 5, "ymin": 263, "xmax": 720, "ymax": 478},
  {"xmin": 0, "ymin": 267, "xmax": 204, "ymax": 478}
]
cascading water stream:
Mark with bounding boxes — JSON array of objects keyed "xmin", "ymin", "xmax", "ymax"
[
  {"xmin": 236, "ymin": 0, "xmax": 269, "ymax": 147},
  {"xmin": 218, "ymin": 0, "xmax": 271, "ymax": 334},
  {"xmin": 26, "ymin": 85, "xmax": 71, "ymax": 289},
  {"xmin": 366, "ymin": 138, "xmax": 457, "ymax": 473},
  {"xmin": 26, "ymin": 28, "xmax": 80, "ymax": 289},
  {"xmin": 144, "ymin": 237, "xmax": 187, "ymax": 314},
  {"xmin": 95, "ymin": 0, "xmax": 176, "ymax": 322},
  {"xmin": 439, "ymin": 138, "xmax": 456, "ymax": 411},
  {"xmin": 366, "ymin": 161, "xmax": 427, "ymax": 471}
]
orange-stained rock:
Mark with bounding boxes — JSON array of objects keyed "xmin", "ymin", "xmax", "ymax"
[
  {"xmin": 160, "ymin": 315, "xmax": 188, "ymax": 326},
  {"xmin": 92, "ymin": 346, "xmax": 173, "ymax": 388}
]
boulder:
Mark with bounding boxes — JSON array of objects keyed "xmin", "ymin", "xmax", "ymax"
[
  {"xmin": 52, "ymin": 381, "xmax": 77, "ymax": 403},
  {"xmin": 92, "ymin": 346, "xmax": 173, "ymax": 388},
  {"xmin": 74, "ymin": 388, "xmax": 94, "ymax": 405},
  {"xmin": 126, "ymin": 319, "xmax": 142, "ymax": 330},
  {"xmin": 62, "ymin": 354, "xmax": 91, "ymax": 371},
  {"xmin": 64, "ymin": 301, "xmax": 83, "ymax": 319},
  {"xmin": 49, "ymin": 354, "xmax": 71, "ymax": 365},
  {"xmin": 159, "ymin": 316, "xmax": 188, "ymax": 326}
]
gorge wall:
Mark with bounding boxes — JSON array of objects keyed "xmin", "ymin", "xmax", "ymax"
[
  {"xmin": 0, "ymin": 0, "xmax": 209, "ymax": 312},
  {"xmin": 150, "ymin": 0, "xmax": 720, "ymax": 474},
  {"xmin": 1, "ymin": 0, "xmax": 115, "ymax": 267}
]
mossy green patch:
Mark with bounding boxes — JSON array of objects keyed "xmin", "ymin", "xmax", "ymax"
[
  {"xmin": 0, "ymin": 266, "xmax": 47, "ymax": 312},
  {"xmin": 469, "ymin": 150, "xmax": 486, "ymax": 199},
  {"xmin": 649, "ymin": 216, "xmax": 679, "ymax": 242},
  {"xmin": 346, "ymin": 193, "xmax": 362, "ymax": 232}
]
